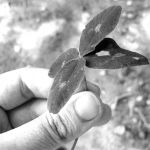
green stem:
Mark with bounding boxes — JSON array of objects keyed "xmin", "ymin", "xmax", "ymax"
[
  {"xmin": 70, "ymin": 75, "xmax": 88, "ymax": 150},
  {"xmin": 84, "ymin": 76, "xmax": 88, "ymax": 91},
  {"xmin": 71, "ymin": 138, "xmax": 78, "ymax": 150}
]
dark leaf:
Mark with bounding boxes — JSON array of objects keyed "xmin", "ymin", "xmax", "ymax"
[
  {"xmin": 85, "ymin": 54, "xmax": 149, "ymax": 69},
  {"xmin": 48, "ymin": 48, "xmax": 79, "ymax": 78},
  {"xmin": 85, "ymin": 38, "xmax": 148, "ymax": 57},
  {"xmin": 85, "ymin": 37, "xmax": 119, "ymax": 56},
  {"xmin": 85, "ymin": 38, "xmax": 149, "ymax": 69},
  {"xmin": 79, "ymin": 5, "xmax": 122, "ymax": 56},
  {"xmin": 47, "ymin": 58, "xmax": 85, "ymax": 113}
]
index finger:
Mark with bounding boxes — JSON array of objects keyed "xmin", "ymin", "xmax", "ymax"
[{"xmin": 0, "ymin": 67, "xmax": 53, "ymax": 110}]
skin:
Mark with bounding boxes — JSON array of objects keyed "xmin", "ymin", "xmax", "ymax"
[{"xmin": 0, "ymin": 67, "xmax": 111, "ymax": 150}]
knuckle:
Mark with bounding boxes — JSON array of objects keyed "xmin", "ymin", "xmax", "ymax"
[
  {"xmin": 44, "ymin": 113, "xmax": 74, "ymax": 143},
  {"xmin": 51, "ymin": 114, "xmax": 68, "ymax": 140},
  {"xmin": 19, "ymin": 74, "xmax": 34, "ymax": 99}
]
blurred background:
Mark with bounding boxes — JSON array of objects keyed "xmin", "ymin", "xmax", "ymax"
[{"xmin": 1, "ymin": 0, "xmax": 150, "ymax": 150}]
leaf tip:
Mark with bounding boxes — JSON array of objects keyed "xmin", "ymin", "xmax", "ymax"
[
  {"xmin": 114, "ymin": 5, "xmax": 122, "ymax": 14},
  {"xmin": 147, "ymin": 58, "xmax": 150, "ymax": 64},
  {"xmin": 116, "ymin": 5, "xmax": 122, "ymax": 11},
  {"xmin": 113, "ymin": 5, "xmax": 122, "ymax": 20}
]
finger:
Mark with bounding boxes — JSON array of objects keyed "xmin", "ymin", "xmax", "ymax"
[
  {"xmin": 7, "ymin": 77, "xmax": 101, "ymax": 128},
  {"xmin": 61, "ymin": 92, "xmax": 110, "ymax": 128},
  {"xmin": 0, "ymin": 106, "xmax": 12, "ymax": 133},
  {"xmin": 0, "ymin": 92, "xmax": 111, "ymax": 150},
  {"xmin": 0, "ymin": 67, "xmax": 53, "ymax": 110},
  {"xmin": 8, "ymin": 99, "xmax": 47, "ymax": 128},
  {"xmin": 8, "ymin": 82, "xmax": 101, "ymax": 128}
]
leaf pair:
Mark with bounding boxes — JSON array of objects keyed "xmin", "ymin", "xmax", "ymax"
[{"xmin": 47, "ymin": 5, "xmax": 149, "ymax": 113}]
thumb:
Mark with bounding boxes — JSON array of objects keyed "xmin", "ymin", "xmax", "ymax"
[
  {"xmin": 0, "ymin": 92, "xmax": 111, "ymax": 150},
  {"xmin": 41, "ymin": 91, "xmax": 111, "ymax": 148}
]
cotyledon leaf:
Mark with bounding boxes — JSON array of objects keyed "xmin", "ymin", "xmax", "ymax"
[
  {"xmin": 47, "ymin": 58, "xmax": 85, "ymax": 113},
  {"xmin": 85, "ymin": 38, "xmax": 149, "ymax": 69},
  {"xmin": 79, "ymin": 5, "xmax": 122, "ymax": 56},
  {"xmin": 48, "ymin": 48, "xmax": 79, "ymax": 78}
]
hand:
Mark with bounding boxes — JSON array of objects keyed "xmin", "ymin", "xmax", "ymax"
[{"xmin": 0, "ymin": 67, "xmax": 111, "ymax": 150}]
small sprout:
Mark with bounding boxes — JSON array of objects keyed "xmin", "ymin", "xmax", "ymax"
[{"xmin": 47, "ymin": 5, "xmax": 149, "ymax": 150}]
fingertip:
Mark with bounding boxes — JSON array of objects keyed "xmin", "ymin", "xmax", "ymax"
[{"xmin": 74, "ymin": 92, "xmax": 100, "ymax": 121}]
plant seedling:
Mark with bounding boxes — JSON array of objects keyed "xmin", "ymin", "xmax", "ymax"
[{"xmin": 47, "ymin": 5, "xmax": 149, "ymax": 150}]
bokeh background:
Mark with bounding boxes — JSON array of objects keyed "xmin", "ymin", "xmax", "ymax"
[{"xmin": 1, "ymin": 0, "xmax": 150, "ymax": 150}]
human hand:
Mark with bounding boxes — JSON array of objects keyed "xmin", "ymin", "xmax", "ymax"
[{"xmin": 0, "ymin": 67, "xmax": 111, "ymax": 150}]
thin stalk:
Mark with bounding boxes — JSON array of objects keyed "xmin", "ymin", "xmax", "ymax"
[
  {"xmin": 83, "ymin": 76, "xmax": 88, "ymax": 91},
  {"xmin": 71, "ymin": 75, "xmax": 88, "ymax": 150},
  {"xmin": 71, "ymin": 138, "xmax": 78, "ymax": 150}
]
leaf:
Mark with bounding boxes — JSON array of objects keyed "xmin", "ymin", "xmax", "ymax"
[
  {"xmin": 85, "ymin": 38, "xmax": 149, "ymax": 57},
  {"xmin": 85, "ymin": 38, "xmax": 149, "ymax": 69},
  {"xmin": 79, "ymin": 5, "xmax": 122, "ymax": 56},
  {"xmin": 85, "ymin": 55, "xmax": 149, "ymax": 69},
  {"xmin": 47, "ymin": 58, "xmax": 85, "ymax": 113},
  {"xmin": 48, "ymin": 48, "xmax": 79, "ymax": 78},
  {"xmin": 84, "ymin": 37, "xmax": 119, "ymax": 56}
]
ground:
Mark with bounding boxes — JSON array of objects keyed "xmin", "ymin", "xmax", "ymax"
[{"xmin": 0, "ymin": 0, "xmax": 150, "ymax": 150}]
